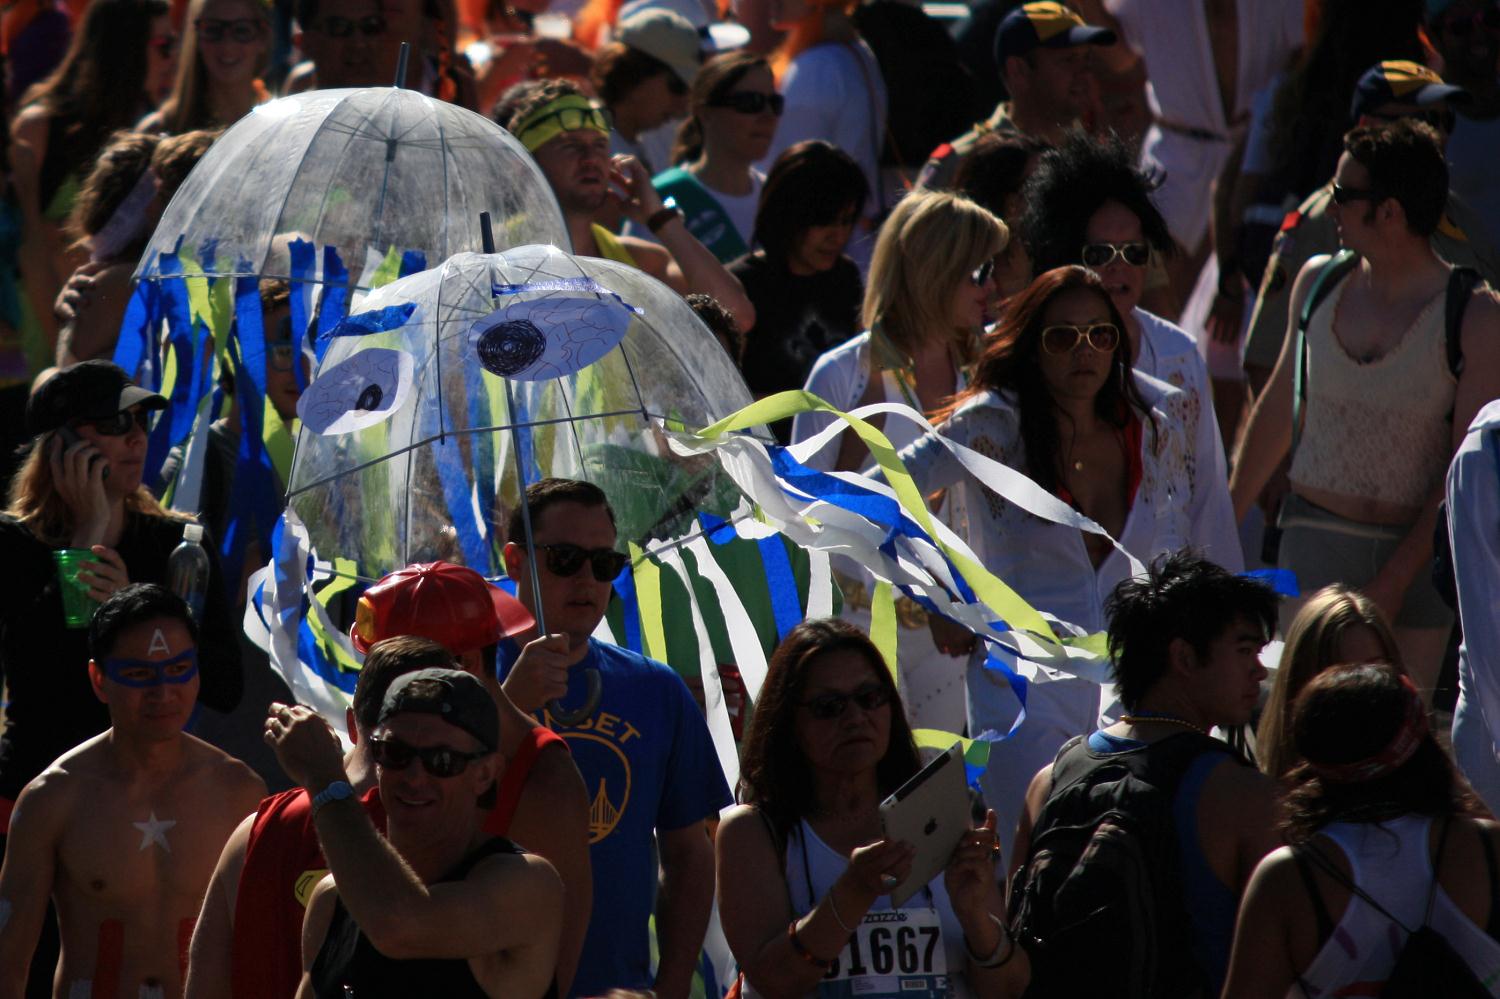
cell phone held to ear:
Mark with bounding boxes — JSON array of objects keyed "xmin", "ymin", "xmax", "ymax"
[{"xmin": 56, "ymin": 426, "xmax": 109, "ymax": 481}]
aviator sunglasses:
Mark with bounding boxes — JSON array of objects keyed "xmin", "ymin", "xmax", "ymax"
[
  {"xmin": 1081, "ymin": 241, "xmax": 1150, "ymax": 268},
  {"xmin": 801, "ymin": 682, "xmax": 892, "ymax": 721},
  {"xmin": 538, "ymin": 542, "xmax": 629, "ymax": 581},
  {"xmin": 1040, "ymin": 322, "xmax": 1121, "ymax": 355},
  {"xmin": 370, "ymin": 736, "xmax": 487, "ymax": 777},
  {"xmin": 708, "ymin": 91, "xmax": 786, "ymax": 116}
]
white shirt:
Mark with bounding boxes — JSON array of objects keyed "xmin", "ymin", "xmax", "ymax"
[
  {"xmin": 896, "ymin": 376, "xmax": 1194, "ymax": 634},
  {"xmin": 1134, "ymin": 307, "xmax": 1242, "ymax": 570}
]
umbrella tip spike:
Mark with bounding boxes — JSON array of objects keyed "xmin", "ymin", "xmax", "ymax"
[
  {"xmin": 395, "ymin": 41, "xmax": 410, "ymax": 88},
  {"xmin": 479, "ymin": 212, "xmax": 496, "ymax": 254}
]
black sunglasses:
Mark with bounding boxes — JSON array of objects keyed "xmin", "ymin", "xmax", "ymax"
[
  {"xmin": 1081, "ymin": 241, "xmax": 1150, "ymax": 268},
  {"xmin": 196, "ymin": 16, "xmax": 262, "ymax": 43},
  {"xmin": 1040, "ymin": 322, "xmax": 1121, "ymax": 355},
  {"xmin": 539, "ymin": 542, "xmax": 629, "ymax": 582},
  {"xmin": 370, "ymin": 736, "xmax": 487, "ymax": 778},
  {"xmin": 708, "ymin": 91, "xmax": 785, "ymax": 116},
  {"xmin": 77, "ymin": 409, "xmax": 152, "ymax": 436},
  {"xmin": 320, "ymin": 13, "xmax": 386, "ymax": 37},
  {"xmin": 800, "ymin": 682, "xmax": 892, "ymax": 721},
  {"xmin": 1331, "ymin": 183, "xmax": 1388, "ymax": 206}
]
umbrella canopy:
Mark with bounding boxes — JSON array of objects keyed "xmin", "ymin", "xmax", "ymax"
[
  {"xmin": 284, "ymin": 243, "xmax": 760, "ymax": 579},
  {"xmin": 133, "ymin": 86, "xmax": 567, "ymax": 288}
]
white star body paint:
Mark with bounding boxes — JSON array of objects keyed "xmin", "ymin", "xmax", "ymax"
[
  {"xmin": 147, "ymin": 629, "xmax": 171, "ymax": 656},
  {"xmin": 0, "ymin": 898, "xmax": 10, "ymax": 932},
  {"xmin": 132, "ymin": 812, "xmax": 176, "ymax": 853}
]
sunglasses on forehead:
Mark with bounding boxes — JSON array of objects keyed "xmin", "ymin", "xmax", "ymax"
[
  {"xmin": 73, "ymin": 409, "xmax": 152, "ymax": 437},
  {"xmin": 370, "ymin": 736, "xmax": 487, "ymax": 778},
  {"xmin": 538, "ymin": 542, "xmax": 629, "ymax": 581}
]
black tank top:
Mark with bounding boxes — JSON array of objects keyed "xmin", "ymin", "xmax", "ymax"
[{"xmin": 307, "ymin": 836, "xmax": 559, "ymax": 998}]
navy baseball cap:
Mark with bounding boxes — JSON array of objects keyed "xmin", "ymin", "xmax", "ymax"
[
  {"xmin": 995, "ymin": 2, "xmax": 1116, "ymax": 67},
  {"xmin": 1350, "ymin": 60, "xmax": 1471, "ymax": 120}
]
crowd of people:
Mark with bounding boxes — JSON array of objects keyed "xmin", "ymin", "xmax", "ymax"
[{"xmin": 5, "ymin": 0, "xmax": 1500, "ymax": 996}]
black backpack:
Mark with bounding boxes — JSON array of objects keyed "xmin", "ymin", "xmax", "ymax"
[
  {"xmin": 1292, "ymin": 818, "xmax": 1495, "ymax": 998},
  {"xmin": 1008, "ymin": 732, "xmax": 1233, "ymax": 999}
]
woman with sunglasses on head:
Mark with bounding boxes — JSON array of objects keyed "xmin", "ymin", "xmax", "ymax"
[
  {"xmin": 647, "ymin": 51, "xmax": 780, "ymax": 264},
  {"xmin": 0, "ymin": 361, "xmax": 242, "ymax": 862},
  {"xmin": 10, "ymin": 0, "xmax": 176, "ymax": 356},
  {"xmin": 1223, "ymin": 662, "xmax": 1500, "ymax": 998},
  {"xmin": 1021, "ymin": 129, "xmax": 1242, "ymax": 573},
  {"xmin": 717, "ymin": 617, "xmax": 1029, "ymax": 998},
  {"xmin": 139, "ymin": 0, "xmax": 271, "ymax": 134},
  {"xmin": 889, "ymin": 264, "xmax": 1193, "ymax": 850},
  {"xmin": 591, "ymin": 8, "xmax": 700, "ymax": 177},
  {"xmin": 791, "ymin": 189, "xmax": 1004, "ymax": 734}
]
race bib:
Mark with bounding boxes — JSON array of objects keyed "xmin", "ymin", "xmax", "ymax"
[{"xmin": 819, "ymin": 907, "xmax": 950, "ymax": 999}]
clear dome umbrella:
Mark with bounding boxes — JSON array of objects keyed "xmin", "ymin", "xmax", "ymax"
[{"xmin": 280, "ymin": 241, "xmax": 766, "ymax": 724}]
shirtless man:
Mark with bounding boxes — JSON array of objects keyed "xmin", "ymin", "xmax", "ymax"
[{"xmin": 0, "ymin": 584, "xmax": 265, "ymax": 999}]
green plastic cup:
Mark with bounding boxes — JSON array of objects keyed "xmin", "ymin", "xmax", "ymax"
[{"xmin": 53, "ymin": 548, "xmax": 101, "ymax": 629}]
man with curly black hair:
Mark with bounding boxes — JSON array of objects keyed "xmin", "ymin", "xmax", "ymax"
[{"xmin": 1021, "ymin": 128, "xmax": 1242, "ymax": 572}]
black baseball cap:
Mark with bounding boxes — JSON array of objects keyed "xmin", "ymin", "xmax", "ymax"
[
  {"xmin": 26, "ymin": 360, "xmax": 167, "ymax": 437},
  {"xmin": 995, "ymin": 2, "xmax": 1116, "ymax": 68},
  {"xmin": 377, "ymin": 667, "xmax": 499, "ymax": 752}
]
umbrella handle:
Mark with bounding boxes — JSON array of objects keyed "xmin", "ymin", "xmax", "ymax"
[{"xmin": 548, "ymin": 667, "xmax": 603, "ymax": 726}]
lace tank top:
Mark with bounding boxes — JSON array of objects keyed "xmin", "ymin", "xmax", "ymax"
[{"xmin": 1288, "ymin": 272, "xmax": 1456, "ymax": 509}]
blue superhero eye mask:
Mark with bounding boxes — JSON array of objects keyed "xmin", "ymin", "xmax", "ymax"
[{"xmin": 102, "ymin": 648, "xmax": 199, "ymax": 688}]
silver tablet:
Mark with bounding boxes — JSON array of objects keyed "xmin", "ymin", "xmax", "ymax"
[{"xmin": 878, "ymin": 742, "xmax": 970, "ymax": 907}]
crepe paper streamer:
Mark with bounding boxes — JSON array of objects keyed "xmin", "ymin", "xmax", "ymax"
[
  {"xmin": 426, "ymin": 388, "xmax": 491, "ymax": 573},
  {"xmin": 296, "ymin": 347, "xmax": 415, "ymax": 435},
  {"xmin": 683, "ymin": 533, "xmax": 771, "ymax": 703},
  {"xmin": 755, "ymin": 532, "xmax": 801, "ymax": 642},
  {"xmin": 320, "ymin": 302, "xmax": 417, "ymax": 340},
  {"xmin": 113, "ymin": 278, "xmax": 159, "ymax": 380},
  {"xmin": 399, "ymin": 250, "xmax": 426, "ymax": 280},
  {"xmin": 167, "ymin": 388, "xmax": 220, "ymax": 516},
  {"xmin": 913, "ymin": 730, "xmax": 992, "ymax": 789},
  {"xmin": 1244, "ymin": 567, "xmax": 1299, "ymax": 597},
  {"xmin": 491, "ymin": 275, "xmax": 645, "ymax": 316},
  {"xmin": 368, "ymin": 245, "xmax": 405, "ymax": 289},
  {"xmin": 628, "ymin": 541, "xmax": 668, "ymax": 664},
  {"xmin": 612, "ymin": 559, "xmax": 644, "ymax": 655},
  {"xmin": 468, "ymin": 295, "xmax": 632, "ymax": 383},
  {"xmin": 870, "ymin": 580, "xmax": 898, "ymax": 683},
  {"xmin": 315, "ymin": 245, "xmax": 350, "ymax": 363}
]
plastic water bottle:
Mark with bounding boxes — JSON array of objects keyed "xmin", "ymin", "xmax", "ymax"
[{"xmin": 168, "ymin": 523, "xmax": 210, "ymax": 621}]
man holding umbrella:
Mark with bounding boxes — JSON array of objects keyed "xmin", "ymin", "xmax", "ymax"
[{"xmin": 498, "ymin": 477, "xmax": 731, "ymax": 999}]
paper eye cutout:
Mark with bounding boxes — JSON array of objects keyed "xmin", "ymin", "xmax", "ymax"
[
  {"xmin": 297, "ymin": 347, "xmax": 415, "ymax": 435},
  {"xmin": 468, "ymin": 294, "xmax": 633, "ymax": 382}
]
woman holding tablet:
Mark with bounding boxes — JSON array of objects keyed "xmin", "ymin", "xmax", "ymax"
[{"xmin": 716, "ymin": 618, "xmax": 1028, "ymax": 998}]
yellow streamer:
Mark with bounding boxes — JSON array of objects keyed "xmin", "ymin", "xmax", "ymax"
[
  {"xmin": 628, "ymin": 542, "xmax": 668, "ymax": 663},
  {"xmin": 870, "ymin": 580, "xmax": 898, "ymax": 682}
]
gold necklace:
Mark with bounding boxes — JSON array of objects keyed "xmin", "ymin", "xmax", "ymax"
[{"xmin": 1119, "ymin": 713, "xmax": 1209, "ymax": 736}]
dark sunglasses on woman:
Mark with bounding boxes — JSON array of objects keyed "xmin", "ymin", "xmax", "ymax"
[
  {"xmin": 708, "ymin": 91, "xmax": 786, "ymax": 116},
  {"xmin": 369, "ymin": 736, "xmax": 487, "ymax": 777},
  {"xmin": 1040, "ymin": 322, "xmax": 1121, "ymax": 355},
  {"xmin": 539, "ymin": 542, "xmax": 629, "ymax": 582},
  {"xmin": 1081, "ymin": 241, "xmax": 1150, "ymax": 268},
  {"xmin": 801, "ymin": 682, "xmax": 892, "ymax": 721},
  {"xmin": 75, "ymin": 409, "xmax": 152, "ymax": 437},
  {"xmin": 196, "ymin": 17, "xmax": 262, "ymax": 43}
]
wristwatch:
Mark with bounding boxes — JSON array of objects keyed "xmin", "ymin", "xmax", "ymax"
[
  {"xmin": 310, "ymin": 779, "xmax": 354, "ymax": 815},
  {"xmin": 647, "ymin": 205, "xmax": 683, "ymax": 233}
]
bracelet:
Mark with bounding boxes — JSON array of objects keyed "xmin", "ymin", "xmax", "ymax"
[
  {"xmin": 964, "ymin": 913, "xmax": 1016, "ymax": 968},
  {"xmin": 787, "ymin": 920, "xmax": 831, "ymax": 970},
  {"xmin": 646, "ymin": 206, "xmax": 682, "ymax": 233},
  {"xmin": 826, "ymin": 884, "xmax": 856, "ymax": 935}
]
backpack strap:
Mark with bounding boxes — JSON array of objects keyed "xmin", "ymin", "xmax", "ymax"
[
  {"xmin": 1296, "ymin": 838, "xmax": 1415, "ymax": 933},
  {"xmin": 1446, "ymin": 266, "xmax": 1481, "ymax": 379},
  {"xmin": 1292, "ymin": 250, "xmax": 1358, "ymax": 457},
  {"xmin": 1292, "ymin": 848, "xmax": 1336, "ymax": 945}
]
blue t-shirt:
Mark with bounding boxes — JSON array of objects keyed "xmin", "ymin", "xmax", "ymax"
[{"xmin": 497, "ymin": 637, "xmax": 732, "ymax": 997}]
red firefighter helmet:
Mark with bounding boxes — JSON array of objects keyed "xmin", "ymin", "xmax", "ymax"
[{"xmin": 350, "ymin": 561, "xmax": 534, "ymax": 655}]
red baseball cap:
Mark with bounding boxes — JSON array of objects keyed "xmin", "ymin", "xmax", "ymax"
[{"xmin": 350, "ymin": 562, "xmax": 535, "ymax": 655}]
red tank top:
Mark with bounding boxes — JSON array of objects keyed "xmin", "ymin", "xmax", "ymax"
[{"xmin": 230, "ymin": 728, "xmax": 567, "ymax": 997}]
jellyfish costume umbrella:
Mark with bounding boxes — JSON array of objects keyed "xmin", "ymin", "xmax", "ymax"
[
  {"xmin": 253, "ymin": 244, "xmax": 827, "ymax": 777},
  {"xmin": 113, "ymin": 86, "xmax": 568, "ymax": 586}
]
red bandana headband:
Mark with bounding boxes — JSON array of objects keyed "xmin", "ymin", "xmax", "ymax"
[{"xmin": 1305, "ymin": 674, "xmax": 1428, "ymax": 783}]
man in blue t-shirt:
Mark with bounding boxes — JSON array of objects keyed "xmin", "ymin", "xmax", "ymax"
[{"xmin": 497, "ymin": 477, "xmax": 732, "ymax": 999}]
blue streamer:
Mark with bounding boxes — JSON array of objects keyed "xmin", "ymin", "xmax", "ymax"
[
  {"xmin": 320, "ymin": 302, "xmax": 416, "ymax": 340},
  {"xmin": 756, "ymin": 534, "xmax": 801, "ymax": 641},
  {"xmin": 315, "ymin": 246, "xmax": 350, "ymax": 364},
  {"xmin": 112, "ymin": 277, "xmax": 158, "ymax": 379},
  {"xmin": 1243, "ymin": 568, "xmax": 1299, "ymax": 597},
  {"xmin": 491, "ymin": 276, "xmax": 643, "ymax": 315},
  {"xmin": 288, "ymin": 239, "xmax": 316, "ymax": 391},
  {"xmin": 220, "ymin": 273, "xmax": 280, "ymax": 597},
  {"xmin": 297, "ymin": 618, "xmax": 360, "ymax": 694},
  {"xmin": 424, "ymin": 396, "xmax": 489, "ymax": 572},
  {"xmin": 613, "ymin": 563, "xmax": 643, "ymax": 654},
  {"xmin": 398, "ymin": 250, "xmax": 426, "ymax": 278}
]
